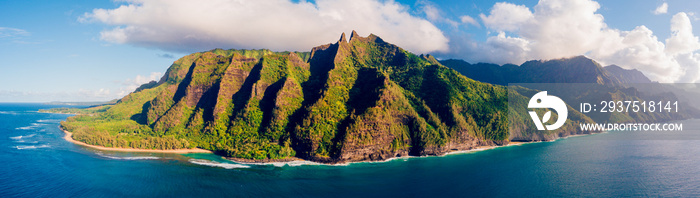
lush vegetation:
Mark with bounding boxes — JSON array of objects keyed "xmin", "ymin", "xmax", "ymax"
[
  {"xmin": 57, "ymin": 32, "xmax": 530, "ymax": 162},
  {"xmin": 441, "ymin": 57, "xmax": 699, "ymax": 137},
  {"xmin": 61, "ymin": 33, "xmax": 688, "ymax": 162}
]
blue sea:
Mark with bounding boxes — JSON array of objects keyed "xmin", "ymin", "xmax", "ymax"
[{"xmin": 2, "ymin": 103, "xmax": 700, "ymax": 197}]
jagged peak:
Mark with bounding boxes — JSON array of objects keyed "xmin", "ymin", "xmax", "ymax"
[
  {"xmin": 347, "ymin": 31, "xmax": 387, "ymax": 45},
  {"xmin": 349, "ymin": 30, "xmax": 360, "ymax": 41},
  {"xmin": 339, "ymin": 32, "xmax": 347, "ymax": 43}
]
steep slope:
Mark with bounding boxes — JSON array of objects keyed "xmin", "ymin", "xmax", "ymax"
[
  {"xmin": 61, "ymin": 32, "xmax": 520, "ymax": 163},
  {"xmin": 604, "ymin": 65, "xmax": 653, "ymax": 84},
  {"xmin": 441, "ymin": 56, "xmax": 698, "ymax": 126}
]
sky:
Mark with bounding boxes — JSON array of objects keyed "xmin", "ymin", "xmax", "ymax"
[{"xmin": 1, "ymin": 0, "xmax": 700, "ymax": 102}]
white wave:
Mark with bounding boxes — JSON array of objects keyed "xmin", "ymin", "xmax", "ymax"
[
  {"xmin": 10, "ymin": 134, "xmax": 39, "ymax": 143},
  {"xmin": 96, "ymin": 153, "xmax": 160, "ymax": 160},
  {"xmin": 271, "ymin": 161, "xmax": 324, "ymax": 167},
  {"xmin": 36, "ymin": 119, "xmax": 61, "ymax": 123},
  {"xmin": 104, "ymin": 156, "xmax": 161, "ymax": 160},
  {"xmin": 15, "ymin": 126, "xmax": 35, "ymax": 130},
  {"xmin": 10, "ymin": 134, "xmax": 36, "ymax": 140},
  {"xmin": 15, "ymin": 145, "xmax": 50, "ymax": 150},
  {"xmin": 15, "ymin": 123, "xmax": 46, "ymax": 130},
  {"xmin": 0, "ymin": 111, "xmax": 17, "ymax": 115},
  {"xmin": 189, "ymin": 159, "xmax": 250, "ymax": 169},
  {"xmin": 239, "ymin": 160, "xmax": 324, "ymax": 167}
]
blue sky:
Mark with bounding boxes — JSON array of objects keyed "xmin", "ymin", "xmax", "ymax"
[{"xmin": 1, "ymin": 0, "xmax": 699, "ymax": 102}]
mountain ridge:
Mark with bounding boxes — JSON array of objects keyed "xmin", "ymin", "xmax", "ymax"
[
  {"xmin": 59, "ymin": 32, "xmax": 699, "ymax": 164},
  {"xmin": 439, "ymin": 56, "xmax": 653, "ymax": 86},
  {"xmin": 62, "ymin": 31, "xmax": 546, "ymax": 163},
  {"xmin": 604, "ymin": 64, "xmax": 653, "ymax": 84},
  {"xmin": 441, "ymin": 56, "xmax": 699, "ymax": 127},
  {"xmin": 60, "ymin": 32, "xmax": 678, "ymax": 164}
]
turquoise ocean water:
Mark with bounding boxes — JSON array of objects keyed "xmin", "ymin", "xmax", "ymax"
[{"xmin": 2, "ymin": 103, "xmax": 700, "ymax": 197}]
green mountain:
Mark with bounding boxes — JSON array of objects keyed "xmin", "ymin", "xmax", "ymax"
[
  {"xmin": 440, "ymin": 56, "xmax": 622, "ymax": 85},
  {"xmin": 60, "ymin": 33, "xmax": 698, "ymax": 163},
  {"xmin": 62, "ymin": 31, "xmax": 532, "ymax": 163},
  {"xmin": 441, "ymin": 56, "xmax": 699, "ymax": 125}
]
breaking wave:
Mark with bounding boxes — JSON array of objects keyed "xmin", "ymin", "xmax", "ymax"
[
  {"xmin": 96, "ymin": 153, "xmax": 161, "ymax": 160},
  {"xmin": 15, "ymin": 123, "xmax": 46, "ymax": 130},
  {"xmin": 0, "ymin": 111, "xmax": 17, "ymax": 115},
  {"xmin": 36, "ymin": 119, "xmax": 62, "ymax": 123},
  {"xmin": 238, "ymin": 160, "xmax": 324, "ymax": 167},
  {"xmin": 189, "ymin": 159, "xmax": 250, "ymax": 169},
  {"xmin": 10, "ymin": 134, "xmax": 36, "ymax": 140},
  {"xmin": 15, "ymin": 145, "xmax": 50, "ymax": 150}
]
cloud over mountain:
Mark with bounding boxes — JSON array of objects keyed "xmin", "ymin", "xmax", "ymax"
[
  {"xmin": 80, "ymin": 0, "xmax": 700, "ymax": 83},
  {"xmin": 471, "ymin": 0, "xmax": 700, "ymax": 83},
  {"xmin": 80, "ymin": 0, "xmax": 449, "ymax": 55}
]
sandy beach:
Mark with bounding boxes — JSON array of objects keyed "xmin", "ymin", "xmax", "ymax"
[{"xmin": 61, "ymin": 128, "xmax": 212, "ymax": 154}]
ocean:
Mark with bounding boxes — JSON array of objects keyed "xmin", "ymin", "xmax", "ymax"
[{"xmin": 1, "ymin": 103, "xmax": 700, "ymax": 197}]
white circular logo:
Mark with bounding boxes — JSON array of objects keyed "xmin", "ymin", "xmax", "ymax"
[{"xmin": 528, "ymin": 91, "xmax": 568, "ymax": 130}]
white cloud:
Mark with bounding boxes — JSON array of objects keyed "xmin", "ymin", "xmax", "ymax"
[
  {"xmin": 479, "ymin": 2, "xmax": 533, "ymax": 32},
  {"xmin": 483, "ymin": 32, "xmax": 530, "ymax": 63},
  {"xmin": 593, "ymin": 25, "xmax": 681, "ymax": 82},
  {"xmin": 666, "ymin": 12, "xmax": 700, "ymax": 55},
  {"xmin": 468, "ymin": 0, "xmax": 700, "ymax": 83},
  {"xmin": 418, "ymin": 0, "xmax": 458, "ymax": 28},
  {"xmin": 421, "ymin": 1, "xmax": 440, "ymax": 22},
  {"xmin": 460, "ymin": 15, "xmax": 480, "ymax": 28},
  {"xmin": 676, "ymin": 53, "xmax": 700, "ymax": 82},
  {"xmin": 80, "ymin": 0, "xmax": 449, "ymax": 54},
  {"xmin": 653, "ymin": 2, "xmax": 668, "ymax": 15},
  {"xmin": 119, "ymin": 72, "xmax": 163, "ymax": 96}
]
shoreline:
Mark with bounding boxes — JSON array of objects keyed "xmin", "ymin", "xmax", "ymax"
[
  {"xmin": 229, "ymin": 141, "xmax": 534, "ymax": 166},
  {"xmin": 60, "ymin": 122, "xmax": 601, "ymax": 165},
  {"xmin": 60, "ymin": 127, "xmax": 212, "ymax": 154},
  {"xmin": 444, "ymin": 141, "xmax": 528, "ymax": 156},
  {"xmin": 338, "ymin": 134, "xmax": 602, "ymax": 166}
]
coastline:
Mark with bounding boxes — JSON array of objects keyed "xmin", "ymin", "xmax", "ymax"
[
  {"xmin": 60, "ymin": 127, "xmax": 212, "ymax": 154},
  {"xmin": 444, "ymin": 141, "xmax": 528, "ymax": 155},
  {"xmin": 229, "ymin": 141, "xmax": 533, "ymax": 166},
  {"xmin": 59, "ymin": 122, "xmax": 600, "ymax": 165}
]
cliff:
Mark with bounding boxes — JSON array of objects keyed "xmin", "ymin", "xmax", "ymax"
[{"xmin": 61, "ymin": 32, "xmax": 598, "ymax": 163}]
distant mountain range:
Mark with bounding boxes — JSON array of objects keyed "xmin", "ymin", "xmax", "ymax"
[
  {"xmin": 603, "ymin": 65, "xmax": 652, "ymax": 84},
  {"xmin": 441, "ymin": 55, "xmax": 699, "ymax": 137},
  {"xmin": 440, "ymin": 55, "xmax": 652, "ymax": 86},
  {"xmin": 57, "ymin": 32, "xmax": 697, "ymax": 164}
]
